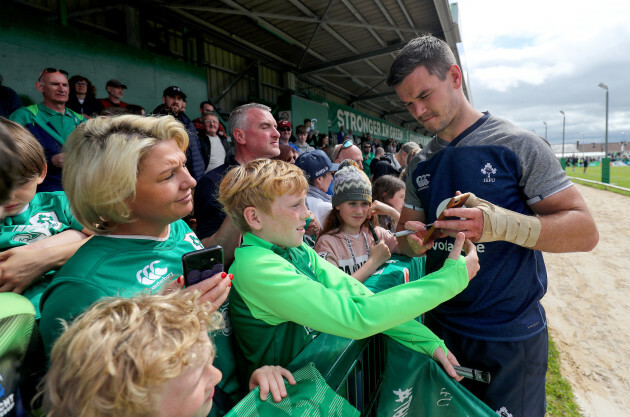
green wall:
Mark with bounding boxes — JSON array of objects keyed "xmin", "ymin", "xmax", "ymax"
[{"xmin": 0, "ymin": 6, "xmax": 207, "ymax": 114}]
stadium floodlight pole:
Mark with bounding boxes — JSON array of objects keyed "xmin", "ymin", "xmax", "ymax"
[
  {"xmin": 543, "ymin": 121, "xmax": 547, "ymax": 141},
  {"xmin": 598, "ymin": 82, "xmax": 608, "ymax": 157},
  {"xmin": 559, "ymin": 111, "xmax": 565, "ymax": 158}
]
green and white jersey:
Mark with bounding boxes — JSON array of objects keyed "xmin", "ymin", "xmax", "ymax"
[
  {"xmin": 229, "ymin": 233, "xmax": 469, "ymax": 380},
  {"xmin": 0, "ymin": 191, "xmax": 83, "ymax": 249},
  {"xmin": 39, "ymin": 220, "xmax": 203, "ymax": 357}
]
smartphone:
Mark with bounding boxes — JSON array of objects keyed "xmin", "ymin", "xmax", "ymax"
[
  {"xmin": 423, "ymin": 193, "xmax": 471, "ymax": 244},
  {"xmin": 182, "ymin": 245, "xmax": 224, "ymax": 286}
]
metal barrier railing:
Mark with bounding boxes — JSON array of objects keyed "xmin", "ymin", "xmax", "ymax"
[{"xmin": 287, "ymin": 332, "xmax": 385, "ymax": 415}]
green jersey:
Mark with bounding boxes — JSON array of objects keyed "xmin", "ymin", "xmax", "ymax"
[
  {"xmin": 39, "ymin": 220, "xmax": 203, "ymax": 357},
  {"xmin": 0, "ymin": 191, "xmax": 83, "ymax": 248},
  {"xmin": 1, "ymin": 192, "xmax": 84, "ymax": 318},
  {"xmin": 228, "ymin": 233, "xmax": 468, "ymax": 379}
]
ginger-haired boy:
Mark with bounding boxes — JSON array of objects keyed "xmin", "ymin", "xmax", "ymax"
[{"xmin": 219, "ymin": 158, "xmax": 479, "ymax": 382}]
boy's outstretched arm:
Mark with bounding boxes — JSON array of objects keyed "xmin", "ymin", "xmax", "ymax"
[{"xmin": 0, "ymin": 231, "xmax": 90, "ymax": 293}]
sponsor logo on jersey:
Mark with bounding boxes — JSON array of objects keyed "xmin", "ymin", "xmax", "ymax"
[
  {"xmin": 496, "ymin": 406, "xmax": 513, "ymax": 417},
  {"xmin": 12, "ymin": 232, "xmax": 47, "ymax": 244},
  {"xmin": 392, "ymin": 387, "xmax": 413, "ymax": 416},
  {"xmin": 415, "ymin": 173, "xmax": 431, "ymax": 191},
  {"xmin": 481, "ymin": 162, "xmax": 497, "ymax": 183},
  {"xmin": 136, "ymin": 261, "xmax": 170, "ymax": 285},
  {"xmin": 29, "ymin": 211, "xmax": 63, "ymax": 230}
]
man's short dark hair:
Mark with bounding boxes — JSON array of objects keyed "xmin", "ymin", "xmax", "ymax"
[
  {"xmin": 303, "ymin": 119, "xmax": 311, "ymax": 125},
  {"xmin": 200, "ymin": 100, "xmax": 213, "ymax": 109},
  {"xmin": 386, "ymin": 34, "xmax": 456, "ymax": 87}
]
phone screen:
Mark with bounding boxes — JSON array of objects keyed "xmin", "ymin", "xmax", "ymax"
[{"xmin": 182, "ymin": 246, "xmax": 224, "ymax": 286}]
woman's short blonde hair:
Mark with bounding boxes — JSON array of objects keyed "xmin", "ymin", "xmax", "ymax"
[
  {"xmin": 42, "ymin": 290, "xmax": 222, "ymax": 417},
  {"xmin": 62, "ymin": 115, "xmax": 189, "ymax": 234},
  {"xmin": 218, "ymin": 159, "xmax": 308, "ymax": 233}
]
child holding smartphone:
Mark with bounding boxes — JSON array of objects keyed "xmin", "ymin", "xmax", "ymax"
[{"xmin": 315, "ymin": 161, "xmax": 401, "ymax": 282}]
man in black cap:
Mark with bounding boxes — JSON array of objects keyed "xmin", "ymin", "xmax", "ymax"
[
  {"xmin": 99, "ymin": 79, "xmax": 128, "ymax": 109},
  {"xmin": 152, "ymin": 86, "xmax": 205, "ymax": 181}
]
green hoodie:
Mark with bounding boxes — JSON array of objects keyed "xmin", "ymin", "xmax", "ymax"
[{"xmin": 229, "ymin": 233, "xmax": 469, "ymax": 379}]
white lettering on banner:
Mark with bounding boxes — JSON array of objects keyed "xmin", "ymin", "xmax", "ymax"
[
  {"xmin": 391, "ymin": 387, "xmax": 413, "ymax": 417},
  {"xmin": 350, "ymin": 113, "xmax": 357, "ymax": 131},
  {"xmin": 436, "ymin": 387, "xmax": 453, "ymax": 407},
  {"xmin": 0, "ymin": 393, "xmax": 15, "ymax": 417}
]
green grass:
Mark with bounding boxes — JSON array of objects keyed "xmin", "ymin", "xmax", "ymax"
[
  {"xmin": 565, "ymin": 163, "xmax": 630, "ymax": 195},
  {"xmin": 546, "ymin": 336, "xmax": 583, "ymax": 416}
]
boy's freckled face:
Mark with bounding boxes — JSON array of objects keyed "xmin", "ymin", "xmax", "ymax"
[
  {"xmin": 255, "ymin": 191, "xmax": 310, "ymax": 248},
  {"xmin": 4, "ymin": 174, "xmax": 45, "ymax": 217}
]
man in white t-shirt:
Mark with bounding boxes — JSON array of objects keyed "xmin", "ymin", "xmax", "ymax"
[{"xmin": 198, "ymin": 112, "xmax": 228, "ymax": 173}]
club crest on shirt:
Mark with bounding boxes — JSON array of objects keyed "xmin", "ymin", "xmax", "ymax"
[
  {"xmin": 29, "ymin": 211, "xmax": 62, "ymax": 230},
  {"xmin": 481, "ymin": 162, "xmax": 497, "ymax": 183},
  {"xmin": 184, "ymin": 232, "xmax": 204, "ymax": 250},
  {"xmin": 415, "ymin": 173, "xmax": 430, "ymax": 191}
]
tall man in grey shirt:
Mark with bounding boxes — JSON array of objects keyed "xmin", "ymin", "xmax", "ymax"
[{"xmin": 388, "ymin": 35, "xmax": 598, "ymax": 417}]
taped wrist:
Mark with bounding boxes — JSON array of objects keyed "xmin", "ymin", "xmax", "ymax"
[{"xmin": 466, "ymin": 193, "xmax": 541, "ymax": 247}]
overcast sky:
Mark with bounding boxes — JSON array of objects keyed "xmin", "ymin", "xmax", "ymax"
[{"xmin": 454, "ymin": 0, "xmax": 630, "ymax": 148}]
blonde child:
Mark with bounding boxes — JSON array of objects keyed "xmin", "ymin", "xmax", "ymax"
[{"xmin": 314, "ymin": 161, "xmax": 401, "ymax": 282}]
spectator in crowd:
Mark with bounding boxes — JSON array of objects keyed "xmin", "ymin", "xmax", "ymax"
[
  {"xmin": 317, "ymin": 134, "xmax": 334, "ymax": 161},
  {"xmin": 346, "ymin": 128, "xmax": 355, "ymax": 144},
  {"xmin": 0, "ymin": 119, "xmax": 90, "ymax": 318},
  {"xmin": 372, "ymin": 175, "xmax": 405, "ymax": 233},
  {"xmin": 41, "ymin": 290, "xmax": 295, "ymax": 417},
  {"xmin": 294, "ymin": 124, "xmax": 314, "ymax": 155},
  {"xmin": 194, "ymin": 103, "xmax": 280, "ymax": 265},
  {"xmin": 369, "ymin": 146, "xmax": 385, "ymax": 178},
  {"xmin": 295, "ymin": 150, "xmax": 338, "ymax": 227},
  {"xmin": 315, "ymin": 161, "xmax": 400, "ymax": 282},
  {"xmin": 218, "ymin": 158, "xmax": 479, "ymax": 385},
  {"xmin": 66, "ymin": 75, "xmax": 102, "ymax": 119},
  {"xmin": 388, "ymin": 34, "xmax": 598, "ymax": 416},
  {"xmin": 336, "ymin": 125, "xmax": 344, "ymax": 145},
  {"xmin": 98, "ymin": 79, "xmax": 128, "ymax": 109},
  {"xmin": 0, "ymin": 74, "xmax": 23, "ymax": 118},
  {"xmin": 333, "ymin": 139, "xmax": 364, "ymax": 169},
  {"xmin": 152, "ymin": 86, "xmax": 205, "ymax": 181},
  {"xmin": 275, "ymin": 143, "xmax": 298, "ymax": 164},
  {"xmin": 371, "ymin": 141, "xmax": 419, "ymax": 181},
  {"xmin": 277, "ymin": 119, "xmax": 298, "ymax": 152},
  {"xmin": 125, "ymin": 104, "xmax": 146, "ymax": 116},
  {"xmin": 10, "ymin": 68, "xmax": 85, "ymax": 192},
  {"xmin": 39, "ymin": 115, "xmax": 230, "ymax": 358},
  {"xmin": 361, "ymin": 141, "xmax": 375, "ymax": 177},
  {"xmin": 399, "ymin": 144, "xmax": 421, "ymax": 182},
  {"xmin": 198, "ymin": 112, "xmax": 228, "ymax": 173}
]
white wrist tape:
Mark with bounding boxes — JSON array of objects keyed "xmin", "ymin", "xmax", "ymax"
[{"xmin": 466, "ymin": 193, "xmax": 541, "ymax": 247}]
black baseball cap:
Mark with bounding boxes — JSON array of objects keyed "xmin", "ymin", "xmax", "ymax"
[{"xmin": 163, "ymin": 86, "xmax": 187, "ymax": 99}]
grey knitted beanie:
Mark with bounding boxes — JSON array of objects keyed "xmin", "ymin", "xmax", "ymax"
[{"xmin": 332, "ymin": 160, "xmax": 372, "ymax": 207}]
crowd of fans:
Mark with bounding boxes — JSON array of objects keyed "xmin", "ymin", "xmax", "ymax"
[
  {"xmin": 0, "ymin": 67, "xmax": 437, "ymax": 417},
  {"xmin": 1, "ymin": 33, "xmax": 595, "ymax": 417}
]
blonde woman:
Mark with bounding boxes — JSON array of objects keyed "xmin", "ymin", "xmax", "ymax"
[{"xmin": 39, "ymin": 115, "xmax": 231, "ymax": 356}]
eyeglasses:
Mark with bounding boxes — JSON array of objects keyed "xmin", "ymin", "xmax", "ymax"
[
  {"xmin": 75, "ymin": 82, "xmax": 88, "ymax": 86},
  {"xmin": 278, "ymin": 128, "xmax": 291, "ymax": 132},
  {"xmin": 38, "ymin": 68, "xmax": 69, "ymax": 81},
  {"xmin": 203, "ymin": 120, "xmax": 219, "ymax": 125}
]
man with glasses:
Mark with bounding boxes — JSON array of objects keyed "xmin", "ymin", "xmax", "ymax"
[
  {"xmin": 277, "ymin": 119, "xmax": 298, "ymax": 152},
  {"xmin": 10, "ymin": 68, "xmax": 84, "ymax": 192},
  {"xmin": 198, "ymin": 112, "xmax": 228, "ymax": 173},
  {"xmin": 333, "ymin": 139, "xmax": 364, "ymax": 170}
]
